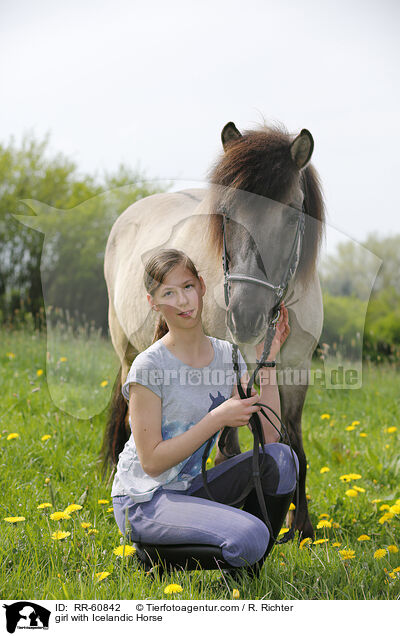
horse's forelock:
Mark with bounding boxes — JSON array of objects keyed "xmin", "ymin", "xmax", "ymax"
[{"xmin": 206, "ymin": 125, "xmax": 325, "ymax": 287}]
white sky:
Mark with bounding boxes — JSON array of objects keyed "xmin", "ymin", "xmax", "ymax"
[{"xmin": 1, "ymin": 0, "xmax": 399, "ymax": 257}]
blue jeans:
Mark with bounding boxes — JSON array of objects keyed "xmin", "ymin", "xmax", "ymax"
[{"xmin": 113, "ymin": 442, "xmax": 298, "ymax": 568}]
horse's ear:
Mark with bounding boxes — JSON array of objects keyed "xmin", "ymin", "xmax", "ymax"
[
  {"xmin": 290, "ymin": 129, "xmax": 314, "ymax": 169},
  {"xmin": 221, "ymin": 122, "xmax": 242, "ymax": 151}
]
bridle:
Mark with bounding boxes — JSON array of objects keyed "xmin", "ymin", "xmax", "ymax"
[{"xmin": 201, "ymin": 199, "xmax": 306, "ymax": 544}]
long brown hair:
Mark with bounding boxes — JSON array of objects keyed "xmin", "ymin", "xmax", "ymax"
[{"xmin": 144, "ymin": 249, "xmax": 201, "ymax": 343}]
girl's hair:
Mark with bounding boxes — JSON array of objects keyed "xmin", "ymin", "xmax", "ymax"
[{"xmin": 144, "ymin": 249, "xmax": 201, "ymax": 343}]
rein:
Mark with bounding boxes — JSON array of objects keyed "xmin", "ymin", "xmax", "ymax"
[{"xmin": 201, "ymin": 201, "xmax": 305, "ymax": 544}]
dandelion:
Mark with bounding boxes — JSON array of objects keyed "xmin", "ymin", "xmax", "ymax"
[
  {"xmin": 81, "ymin": 522, "xmax": 92, "ymax": 529},
  {"xmin": 51, "ymin": 531, "xmax": 71, "ymax": 540},
  {"xmin": 59, "ymin": 357, "xmax": 67, "ymax": 362},
  {"xmin": 345, "ymin": 489, "xmax": 358, "ymax": 498},
  {"xmin": 300, "ymin": 538, "xmax": 312, "ymax": 549},
  {"xmin": 378, "ymin": 513, "xmax": 394, "ymax": 524},
  {"xmin": 339, "ymin": 549, "xmax": 355, "ymax": 560},
  {"xmin": 113, "ymin": 545, "xmax": 136, "ymax": 557},
  {"xmin": 7, "ymin": 433, "xmax": 19, "ymax": 441},
  {"xmin": 320, "ymin": 413, "xmax": 330, "ymax": 420},
  {"xmin": 50, "ymin": 511, "xmax": 71, "ymax": 521},
  {"xmin": 106, "ymin": 507, "xmax": 114, "ymax": 513},
  {"xmin": 340, "ymin": 473, "xmax": 362, "ymax": 482},
  {"xmin": 206, "ymin": 457, "xmax": 212, "ymax": 467},
  {"xmin": 64, "ymin": 504, "xmax": 83, "ymax": 514},
  {"xmin": 387, "ymin": 545, "xmax": 398, "ymax": 554},
  {"xmin": 37, "ymin": 503, "xmax": 52, "ymax": 509},
  {"xmin": 278, "ymin": 527, "xmax": 289, "ymax": 536},
  {"xmin": 88, "ymin": 529, "xmax": 99, "ymax": 535},
  {"xmin": 289, "ymin": 503, "xmax": 296, "ymax": 511},
  {"xmin": 319, "ymin": 513, "xmax": 330, "ymax": 519},
  {"xmin": 389, "ymin": 504, "xmax": 400, "ymax": 514},
  {"xmin": 313, "ymin": 539, "xmax": 329, "ymax": 545},
  {"xmin": 393, "ymin": 566, "xmax": 400, "ymax": 573},
  {"xmin": 374, "ymin": 549, "xmax": 387, "ymax": 560},
  {"xmin": 232, "ymin": 589, "xmax": 240, "ymax": 599},
  {"xmin": 44, "ymin": 478, "xmax": 50, "ymax": 484},
  {"xmin": 345, "ymin": 425, "xmax": 356, "ymax": 431},
  {"xmin": 100, "ymin": 381, "xmax": 108, "ymax": 388},
  {"xmin": 97, "ymin": 499, "xmax": 109, "ymax": 505},
  {"xmin": 320, "ymin": 467, "xmax": 330, "ymax": 474},
  {"xmin": 41, "ymin": 435, "xmax": 51, "ymax": 441},
  {"xmin": 332, "ymin": 542, "xmax": 342, "ymax": 547},
  {"xmin": 164, "ymin": 584, "xmax": 183, "ymax": 594},
  {"xmin": 316, "ymin": 520, "xmax": 332, "ymax": 529},
  {"xmin": 36, "ymin": 369, "xmax": 44, "ymax": 377},
  {"xmin": 386, "ymin": 427, "xmax": 397, "ymax": 434},
  {"xmin": 371, "ymin": 499, "xmax": 382, "ymax": 504},
  {"xmin": 379, "ymin": 504, "xmax": 390, "ymax": 511},
  {"xmin": 4, "ymin": 516, "xmax": 25, "ymax": 523},
  {"xmin": 352, "ymin": 486, "xmax": 366, "ymax": 493},
  {"xmin": 359, "ymin": 433, "xmax": 368, "ymax": 438},
  {"xmin": 357, "ymin": 535, "xmax": 371, "ymax": 541},
  {"xmin": 332, "ymin": 522, "xmax": 340, "ymax": 528},
  {"xmin": 351, "ymin": 421, "xmax": 360, "ymax": 426},
  {"xmin": 6, "ymin": 352, "xmax": 16, "ymax": 359},
  {"xmin": 95, "ymin": 572, "xmax": 111, "ymax": 582}
]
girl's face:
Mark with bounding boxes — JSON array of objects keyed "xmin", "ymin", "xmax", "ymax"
[{"xmin": 147, "ymin": 263, "xmax": 206, "ymax": 329}]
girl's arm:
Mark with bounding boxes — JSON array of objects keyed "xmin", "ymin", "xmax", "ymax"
[{"xmin": 129, "ymin": 381, "xmax": 261, "ymax": 478}]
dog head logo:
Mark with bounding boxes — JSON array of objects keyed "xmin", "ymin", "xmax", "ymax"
[{"xmin": 2, "ymin": 602, "xmax": 50, "ymax": 633}]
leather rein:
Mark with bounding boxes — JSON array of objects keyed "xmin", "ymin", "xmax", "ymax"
[{"xmin": 201, "ymin": 201, "xmax": 305, "ymax": 544}]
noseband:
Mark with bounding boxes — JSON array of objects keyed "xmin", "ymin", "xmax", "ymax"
[{"xmin": 201, "ymin": 200, "xmax": 305, "ymax": 544}]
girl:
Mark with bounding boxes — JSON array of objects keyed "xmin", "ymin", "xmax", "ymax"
[{"xmin": 112, "ymin": 248, "xmax": 297, "ymax": 577}]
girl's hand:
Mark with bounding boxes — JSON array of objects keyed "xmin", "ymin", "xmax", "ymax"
[
  {"xmin": 255, "ymin": 301, "xmax": 290, "ymax": 362},
  {"xmin": 213, "ymin": 391, "xmax": 261, "ymax": 429}
]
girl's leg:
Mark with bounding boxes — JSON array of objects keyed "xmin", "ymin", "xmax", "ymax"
[{"xmin": 113, "ymin": 490, "xmax": 269, "ymax": 568}]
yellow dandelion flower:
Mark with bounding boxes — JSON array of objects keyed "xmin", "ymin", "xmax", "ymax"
[
  {"xmin": 300, "ymin": 537, "xmax": 312, "ymax": 549},
  {"xmin": 37, "ymin": 503, "xmax": 52, "ymax": 509},
  {"xmin": 164, "ymin": 584, "xmax": 183, "ymax": 594},
  {"xmin": 374, "ymin": 549, "xmax": 387, "ymax": 560},
  {"xmin": 396, "ymin": 499, "xmax": 400, "ymax": 505},
  {"xmin": 278, "ymin": 527, "xmax": 289, "ymax": 536},
  {"xmin": 95, "ymin": 571, "xmax": 111, "ymax": 582},
  {"xmin": 389, "ymin": 504, "xmax": 400, "ymax": 514},
  {"xmin": 97, "ymin": 499, "xmax": 109, "ymax": 505},
  {"xmin": 44, "ymin": 478, "xmax": 50, "ymax": 484},
  {"xmin": 232, "ymin": 589, "xmax": 240, "ymax": 599},
  {"xmin": 51, "ymin": 530, "xmax": 71, "ymax": 540},
  {"xmin": 88, "ymin": 528, "xmax": 99, "ymax": 535},
  {"xmin": 59, "ymin": 357, "xmax": 67, "ymax": 362},
  {"xmin": 352, "ymin": 486, "xmax": 366, "ymax": 493},
  {"xmin": 386, "ymin": 427, "xmax": 397, "ymax": 434},
  {"xmin": 332, "ymin": 542, "xmax": 342, "ymax": 547},
  {"xmin": 393, "ymin": 566, "xmax": 400, "ymax": 573},
  {"xmin": 379, "ymin": 504, "xmax": 390, "ymax": 511},
  {"xmin": 351, "ymin": 421, "xmax": 360, "ymax": 426},
  {"xmin": 378, "ymin": 513, "xmax": 394, "ymax": 524},
  {"xmin": 371, "ymin": 499, "xmax": 381, "ymax": 504},
  {"xmin": 345, "ymin": 425, "xmax": 356, "ymax": 431},
  {"xmin": 50, "ymin": 511, "xmax": 71, "ymax": 521},
  {"xmin": 41, "ymin": 434, "xmax": 51, "ymax": 441},
  {"xmin": 63, "ymin": 504, "xmax": 82, "ymax": 514},
  {"xmin": 316, "ymin": 520, "xmax": 332, "ymax": 529},
  {"xmin": 106, "ymin": 507, "xmax": 114, "ymax": 513},
  {"xmin": 320, "ymin": 467, "xmax": 330, "ymax": 474},
  {"xmin": 113, "ymin": 545, "xmax": 136, "ymax": 557},
  {"xmin": 357, "ymin": 535, "xmax": 371, "ymax": 541},
  {"xmin": 345, "ymin": 489, "xmax": 358, "ymax": 498},
  {"xmin": 320, "ymin": 413, "xmax": 330, "ymax": 420},
  {"xmin": 100, "ymin": 380, "xmax": 108, "ymax": 388},
  {"xmin": 348, "ymin": 473, "xmax": 362, "ymax": 480},
  {"xmin": 313, "ymin": 539, "xmax": 329, "ymax": 545},
  {"xmin": 319, "ymin": 513, "xmax": 330, "ymax": 519},
  {"xmin": 6, "ymin": 352, "xmax": 16, "ymax": 359},
  {"xmin": 359, "ymin": 433, "xmax": 368, "ymax": 438},
  {"xmin": 81, "ymin": 522, "xmax": 92, "ymax": 529},
  {"xmin": 289, "ymin": 503, "xmax": 296, "ymax": 510},
  {"xmin": 332, "ymin": 522, "xmax": 340, "ymax": 528},
  {"xmin": 4, "ymin": 516, "xmax": 25, "ymax": 523},
  {"xmin": 36, "ymin": 369, "xmax": 44, "ymax": 377},
  {"xmin": 7, "ymin": 433, "xmax": 19, "ymax": 441},
  {"xmin": 387, "ymin": 545, "xmax": 398, "ymax": 554},
  {"xmin": 339, "ymin": 549, "xmax": 355, "ymax": 560}
]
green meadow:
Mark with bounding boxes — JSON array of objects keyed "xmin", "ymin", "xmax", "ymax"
[{"xmin": 1, "ymin": 324, "xmax": 399, "ymax": 600}]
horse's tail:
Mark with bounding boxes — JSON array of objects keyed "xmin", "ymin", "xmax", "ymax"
[{"xmin": 100, "ymin": 367, "xmax": 129, "ymax": 477}]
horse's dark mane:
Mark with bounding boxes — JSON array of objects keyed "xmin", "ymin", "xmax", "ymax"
[{"xmin": 206, "ymin": 124, "xmax": 325, "ymax": 287}]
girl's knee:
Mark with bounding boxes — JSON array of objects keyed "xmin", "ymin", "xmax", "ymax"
[
  {"xmin": 221, "ymin": 514, "xmax": 269, "ymax": 567},
  {"xmin": 263, "ymin": 443, "xmax": 298, "ymax": 495}
]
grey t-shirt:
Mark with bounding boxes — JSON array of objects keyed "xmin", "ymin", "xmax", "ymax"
[{"xmin": 111, "ymin": 336, "xmax": 248, "ymax": 502}]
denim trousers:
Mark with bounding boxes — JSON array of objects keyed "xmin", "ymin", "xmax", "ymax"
[{"xmin": 113, "ymin": 442, "xmax": 298, "ymax": 568}]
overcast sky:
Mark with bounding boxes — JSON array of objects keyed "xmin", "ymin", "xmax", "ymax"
[{"xmin": 1, "ymin": 0, "xmax": 399, "ymax": 258}]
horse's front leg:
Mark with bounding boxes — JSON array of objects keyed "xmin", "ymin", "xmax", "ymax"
[
  {"xmin": 214, "ymin": 427, "xmax": 242, "ymax": 465},
  {"xmin": 279, "ymin": 380, "xmax": 314, "ymax": 540}
]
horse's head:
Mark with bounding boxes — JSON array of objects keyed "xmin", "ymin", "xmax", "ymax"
[{"xmin": 208, "ymin": 122, "xmax": 325, "ymax": 346}]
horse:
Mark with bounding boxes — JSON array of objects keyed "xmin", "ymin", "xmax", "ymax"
[{"xmin": 101, "ymin": 121, "xmax": 325, "ymax": 539}]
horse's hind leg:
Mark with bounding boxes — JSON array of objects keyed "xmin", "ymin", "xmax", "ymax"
[{"xmin": 279, "ymin": 381, "xmax": 314, "ymax": 540}]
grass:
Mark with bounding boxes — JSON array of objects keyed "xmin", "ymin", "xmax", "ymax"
[{"xmin": 0, "ymin": 325, "xmax": 399, "ymax": 600}]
